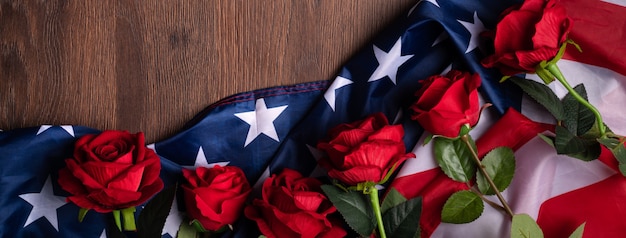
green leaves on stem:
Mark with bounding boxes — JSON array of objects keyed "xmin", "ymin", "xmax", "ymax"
[
  {"xmin": 441, "ymin": 191, "xmax": 484, "ymax": 224},
  {"xmin": 511, "ymin": 77, "xmax": 611, "ymax": 162},
  {"xmin": 510, "ymin": 77, "xmax": 565, "ymax": 121},
  {"xmin": 321, "ymin": 185, "xmax": 376, "ymax": 237},
  {"xmin": 434, "ymin": 135, "xmax": 516, "ymax": 222},
  {"xmin": 476, "ymin": 147, "xmax": 516, "ymax": 196},
  {"xmin": 321, "ymin": 185, "xmax": 422, "ymax": 238},
  {"xmin": 434, "ymin": 137, "xmax": 477, "ymax": 182}
]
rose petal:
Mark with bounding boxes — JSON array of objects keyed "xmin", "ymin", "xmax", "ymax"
[
  {"xmin": 494, "ymin": 11, "xmax": 539, "ymax": 55},
  {"xmin": 81, "ymin": 161, "xmax": 133, "ymax": 186},
  {"xmin": 292, "ymin": 191, "xmax": 325, "ymax": 212},
  {"xmin": 86, "ymin": 188, "xmax": 142, "ymax": 210},
  {"xmin": 106, "ymin": 165, "xmax": 144, "ymax": 192},
  {"xmin": 67, "ymin": 195, "xmax": 111, "ymax": 213},
  {"xmin": 245, "ymin": 201, "xmax": 300, "ymax": 238},
  {"xmin": 516, "ymin": 47, "xmax": 559, "ymax": 70},
  {"xmin": 132, "ymin": 132, "xmax": 146, "ymax": 161},
  {"xmin": 330, "ymin": 129, "xmax": 372, "ymax": 148},
  {"xmin": 63, "ymin": 159, "xmax": 105, "ymax": 191},
  {"xmin": 367, "ymin": 125, "xmax": 404, "ymax": 142},
  {"xmin": 135, "ymin": 150, "xmax": 162, "ymax": 187},
  {"xmin": 328, "ymin": 165, "xmax": 384, "ymax": 185},
  {"xmin": 344, "ymin": 141, "xmax": 406, "ymax": 168},
  {"xmin": 58, "ymin": 167, "xmax": 88, "ymax": 195},
  {"xmin": 132, "ymin": 179, "xmax": 164, "ymax": 206},
  {"xmin": 532, "ymin": 5, "xmax": 571, "ymax": 49},
  {"xmin": 414, "ymin": 76, "xmax": 452, "ymax": 110},
  {"xmin": 519, "ymin": 0, "xmax": 546, "ymax": 12}
]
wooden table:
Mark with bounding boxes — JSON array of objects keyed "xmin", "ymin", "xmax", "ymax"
[{"xmin": 0, "ymin": 0, "xmax": 416, "ymax": 143}]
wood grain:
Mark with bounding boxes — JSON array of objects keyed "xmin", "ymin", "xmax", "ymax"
[{"xmin": 0, "ymin": 0, "xmax": 417, "ymax": 143}]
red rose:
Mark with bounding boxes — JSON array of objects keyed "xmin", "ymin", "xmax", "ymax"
[
  {"xmin": 316, "ymin": 113, "xmax": 414, "ymax": 185},
  {"xmin": 244, "ymin": 169, "xmax": 346, "ymax": 238},
  {"xmin": 58, "ymin": 130, "xmax": 163, "ymax": 212},
  {"xmin": 481, "ymin": 0, "xmax": 572, "ymax": 75},
  {"xmin": 410, "ymin": 70, "xmax": 481, "ymax": 138},
  {"xmin": 182, "ymin": 165, "xmax": 251, "ymax": 231}
]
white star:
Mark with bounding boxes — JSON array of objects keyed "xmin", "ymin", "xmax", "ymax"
[
  {"xmin": 407, "ymin": 0, "xmax": 440, "ymax": 17},
  {"xmin": 36, "ymin": 125, "xmax": 75, "ymax": 137},
  {"xmin": 18, "ymin": 176, "xmax": 66, "ymax": 231},
  {"xmin": 306, "ymin": 144, "xmax": 328, "ymax": 178},
  {"xmin": 368, "ymin": 38, "xmax": 414, "ymax": 85},
  {"xmin": 183, "ymin": 146, "xmax": 230, "ymax": 169},
  {"xmin": 252, "ymin": 167, "xmax": 271, "ymax": 191},
  {"xmin": 457, "ymin": 12, "xmax": 486, "ymax": 53},
  {"xmin": 324, "ymin": 76, "xmax": 353, "ymax": 111},
  {"xmin": 162, "ymin": 196, "xmax": 184, "ymax": 237},
  {"xmin": 424, "ymin": 0, "xmax": 440, "ymax": 7},
  {"xmin": 234, "ymin": 98, "xmax": 288, "ymax": 147},
  {"xmin": 99, "ymin": 229, "xmax": 107, "ymax": 238},
  {"xmin": 440, "ymin": 64, "xmax": 453, "ymax": 75},
  {"xmin": 146, "ymin": 143, "xmax": 156, "ymax": 151},
  {"xmin": 392, "ymin": 109, "xmax": 403, "ymax": 125},
  {"xmin": 432, "ymin": 32, "xmax": 449, "ymax": 47}
]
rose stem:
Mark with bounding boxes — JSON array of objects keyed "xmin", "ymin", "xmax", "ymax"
[
  {"xmin": 546, "ymin": 64, "xmax": 606, "ymax": 137},
  {"xmin": 469, "ymin": 186, "xmax": 507, "ymax": 214},
  {"xmin": 367, "ymin": 185, "xmax": 387, "ymax": 238},
  {"xmin": 461, "ymin": 135, "xmax": 514, "ymax": 218}
]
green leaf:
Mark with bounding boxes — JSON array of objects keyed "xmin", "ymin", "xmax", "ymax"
[
  {"xmin": 177, "ymin": 221, "xmax": 199, "ymax": 238},
  {"xmin": 568, "ymin": 222, "xmax": 585, "ymax": 238},
  {"xmin": 510, "ymin": 77, "xmax": 564, "ymax": 120},
  {"xmin": 598, "ymin": 138, "xmax": 626, "ymax": 164},
  {"xmin": 321, "ymin": 185, "xmax": 375, "ymax": 237},
  {"xmin": 441, "ymin": 191, "xmax": 483, "ymax": 224},
  {"xmin": 190, "ymin": 219, "xmax": 208, "ymax": 233},
  {"xmin": 381, "ymin": 188, "xmax": 407, "ymax": 214},
  {"xmin": 597, "ymin": 138, "xmax": 620, "ymax": 149},
  {"xmin": 121, "ymin": 207, "xmax": 136, "ymax": 231},
  {"xmin": 106, "ymin": 213, "xmax": 128, "ymax": 238},
  {"xmin": 476, "ymin": 147, "xmax": 516, "ymax": 195},
  {"xmin": 382, "ymin": 196, "xmax": 422, "ymax": 238},
  {"xmin": 562, "ymin": 84, "xmax": 594, "ymax": 136},
  {"xmin": 137, "ymin": 186, "xmax": 177, "ymax": 238},
  {"xmin": 78, "ymin": 208, "xmax": 89, "ymax": 222},
  {"xmin": 538, "ymin": 134, "xmax": 555, "ymax": 147},
  {"xmin": 511, "ymin": 214, "xmax": 544, "ymax": 238},
  {"xmin": 555, "ymin": 126, "xmax": 601, "ymax": 161},
  {"xmin": 434, "ymin": 137, "xmax": 477, "ymax": 182}
]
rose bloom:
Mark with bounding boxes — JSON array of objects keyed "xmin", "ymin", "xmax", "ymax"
[
  {"xmin": 58, "ymin": 130, "xmax": 163, "ymax": 212},
  {"xmin": 410, "ymin": 70, "xmax": 481, "ymax": 138},
  {"xmin": 182, "ymin": 165, "xmax": 251, "ymax": 231},
  {"xmin": 245, "ymin": 169, "xmax": 346, "ymax": 238},
  {"xmin": 317, "ymin": 113, "xmax": 415, "ymax": 186},
  {"xmin": 481, "ymin": 0, "xmax": 572, "ymax": 75}
]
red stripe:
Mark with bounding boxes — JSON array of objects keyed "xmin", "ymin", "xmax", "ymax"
[
  {"xmin": 562, "ymin": 0, "xmax": 626, "ymax": 76},
  {"xmin": 537, "ymin": 174, "xmax": 626, "ymax": 237}
]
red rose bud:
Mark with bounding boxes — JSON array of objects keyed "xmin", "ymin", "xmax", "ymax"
[
  {"xmin": 410, "ymin": 70, "xmax": 482, "ymax": 138},
  {"xmin": 58, "ymin": 130, "xmax": 164, "ymax": 213},
  {"xmin": 481, "ymin": 0, "xmax": 572, "ymax": 76},
  {"xmin": 245, "ymin": 169, "xmax": 347, "ymax": 238},
  {"xmin": 317, "ymin": 113, "xmax": 415, "ymax": 186},
  {"xmin": 182, "ymin": 165, "xmax": 251, "ymax": 231}
]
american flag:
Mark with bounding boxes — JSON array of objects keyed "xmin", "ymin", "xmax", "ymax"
[{"xmin": 2, "ymin": 0, "xmax": 626, "ymax": 237}]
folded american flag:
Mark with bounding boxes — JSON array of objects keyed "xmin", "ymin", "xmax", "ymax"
[{"xmin": 2, "ymin": 0, "xmax": 626, "ymax": 237}]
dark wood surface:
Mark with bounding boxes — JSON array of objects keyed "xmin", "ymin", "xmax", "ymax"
[{"xmin": 1, "ymin": 0, "xmax": 417, "ymax": 143}]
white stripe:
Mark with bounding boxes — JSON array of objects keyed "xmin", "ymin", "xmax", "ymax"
[{"xmin": 602, "ymin": 0, "xmax": 626, "ymax": 7}]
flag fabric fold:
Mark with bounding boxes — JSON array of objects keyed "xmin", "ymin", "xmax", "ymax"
[{"xmin": 2, "ymin": 0, "xmax": 626, "ymax": 237}]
